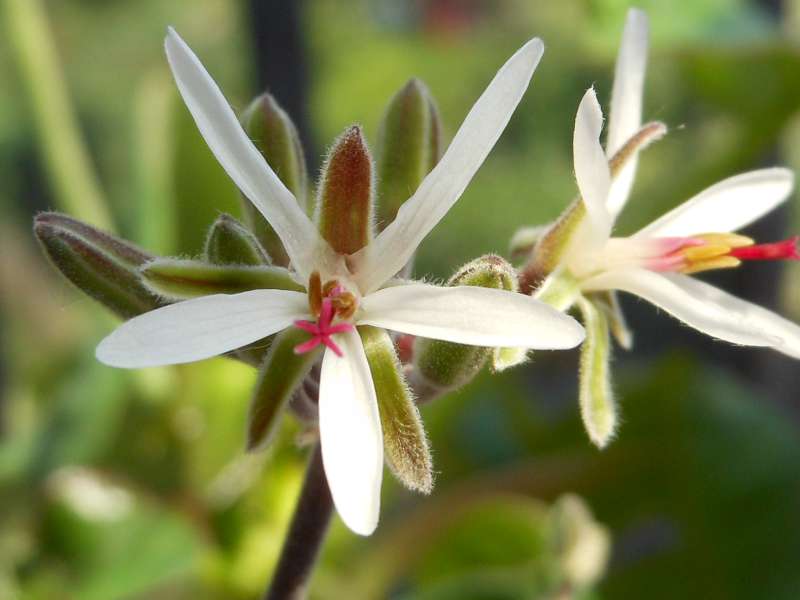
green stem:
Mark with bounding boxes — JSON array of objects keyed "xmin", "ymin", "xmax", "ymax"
[{"xmin": 3, "ymin": 0, "xmax": 113, "ymax": 230}]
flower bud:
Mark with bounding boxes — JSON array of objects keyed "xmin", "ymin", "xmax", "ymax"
[
  {"xmin": 140, "ymin": 258, "xmax": 303, "ymax": 301},
  {"xmin": 33, "ymin": 212, "xmax": 164, "ymax": 319},
  {"xmin": 412, "ymin": 255, "xmax": 516, "ymax": 395},
  {"xmin": 547, "ymin": 494, "xmax": 611, "ymax": 589},
  {"xmin": 376, "ymin": 79, "xmax": 442, "ymax": 228},
  {"xmin": 316, "ymin": 125, "xmax": 375, "ymax": 255},
  {"xmin": 240, "ymin": 93, "xmax": 308, "ymax": 264},
  {"xmin": 204, "ymin": 213, "xmax": 271, "ymax": 266},
  {"xmin": 360, "ymin": 326, "xmax": 432, "ymax": 493}
]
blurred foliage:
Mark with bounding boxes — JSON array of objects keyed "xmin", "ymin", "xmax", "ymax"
[{"xmin": 2, "ymin": 0, "xmax": 800, "ymax": 598}]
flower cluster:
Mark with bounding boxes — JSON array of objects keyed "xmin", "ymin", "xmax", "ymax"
[{"xmin": 35, "ymin": 9, "xmax": 800, "ymax": 538}]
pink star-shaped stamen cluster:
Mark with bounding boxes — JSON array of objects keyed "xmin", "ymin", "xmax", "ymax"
[{"xmin": 293, "ymin": 298, "xmax": 354, "ymax": 357}]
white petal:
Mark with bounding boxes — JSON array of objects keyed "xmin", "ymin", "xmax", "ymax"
[
  {"xmin": 574, "ymin": 88, "xmax": 613, "ymax": 243},
  {"xmin": 353, "ymin": 38, "xmax": 545, "ymax": 294},
  {"xmin": 96, "ymin": 290, "xmax": 308, "ymax": 368},
  {"xmin": 164, "ymin": 28, "xmax": 322, "ymax": 279},
  {"xmin": 606, "ymin": 8, "xmax": 649, "ymax": 216},
  {"xmin": 359, "ymin": 283, "xmax": 585, "ymax": 349},
  {"xmin": 634, "ymin": 168, "xmax": 795, "ymax": 239},
  {"xmin": 319, "ymin": 330, "xmax": 383, "ymax": 536},
  {"xmin": 581, "ymin": 268, "xmax": 784, "ymax": 348}
]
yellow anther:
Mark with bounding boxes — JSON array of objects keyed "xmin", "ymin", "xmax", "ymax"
[
  {"xmin": 681, "ymin": 256, "xmax": 741, "ymax": 275},
  {"xmin": 332, "ymin": 292, "xmax": 358, "ymax": 320},
  {"xmin": 682, "ymin": 244, "xmax": 731, "ymax": 262},
  {"xmin": 695, "ymin": 233, "xmax": 754, "ymax": 249}
]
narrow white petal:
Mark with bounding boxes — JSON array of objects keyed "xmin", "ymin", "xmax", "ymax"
[
  {"xmin": 164, "ymin": 28, "xmax": 322, "ymax": 279},
  {"xmin": 634, "ymin": 168, "xmax": 795, "ymax": 239},
  {"xmin": 353, "ymin": 39, "xmax": 545, "ymax": 294},
  {"xmin": 574, "ymin": 88, "xmax": 613, "ymax": 243},
  {"xmin": 606, "ymin": 8, "xmax": 649, "ymax": 216},
  {"xmin": 319, "ymin": 331, "xmax": 383, "ymax": 536},
  {"xmin": 359, "ymin": 283, "xmax": 585, "ymax": 349},
  {"xmin": 96, "ymin": 290, "xmax": 308, "ymax": 368},
  {"xmin": 581, "ymin": 268, "xmax": 782, "ymax": 348}
]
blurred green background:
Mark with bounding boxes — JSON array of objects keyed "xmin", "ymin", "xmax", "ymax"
[{"xmin": 3, "ymin": 0, "xmax": 800, "ymax": 598}]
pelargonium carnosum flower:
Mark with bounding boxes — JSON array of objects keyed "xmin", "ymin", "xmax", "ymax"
[
  {"xmin": 515, "ymin": 9, "xmax": 800, "ymax": 448},
  {"xmin": 95, "ymin": 29, "xmax": 585, "ymax": 535}
]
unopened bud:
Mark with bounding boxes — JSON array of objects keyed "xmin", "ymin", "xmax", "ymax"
[
  {"xmin": 205, "ymin": 213, "xmax": 271, "ymax": 266},
  {"xmin": 413, "ymin": 255, "xmax": 516, "ymax": 394},
  {"xmin": 547, "ymin": 494, "xmax": 611, "ymax": 589},
  {"xmin": 316, "ymin": 125, "xmax": 374, "ymax": 255},
  {"xmin": 376, "ymin": 78, "xmax": 442, "ymax": 228},
  {"xmin": 241, "ymin": 93, "xmax": 308, "ymax": 264},
  {"xmin": 361, "ymin": 326, "xmax": 432, "ymax": 493},
  {"xmin": 33, "ymin": 212, "xmax": 164, "ymax": 319},
  {"xmin": 140, "ymin": 259, "xmax": 303, "ymax": 300}
]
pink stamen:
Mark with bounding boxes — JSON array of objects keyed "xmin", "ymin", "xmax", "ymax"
[
  {"xmin": 647, "ymin": 254, "xmax": 688, "ymax": 272},
  {"xmin": 293, "ymin": 297, "xmax": 355, "ymax": 356},
  {"xmin": 656, "ymin": 237, "xmax": 705, "ymax": 255},
  {"xmin": 729, "ymin": 236, "xmax": 800, "ymax": 261},
  {"xmin": 294, "ymin": 338, "xmax": 323, "ymax": 354}
]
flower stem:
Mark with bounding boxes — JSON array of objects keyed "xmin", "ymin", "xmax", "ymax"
[{"xmin": 264, "ymin": 442, "xmax": 333, "ymax": 600}]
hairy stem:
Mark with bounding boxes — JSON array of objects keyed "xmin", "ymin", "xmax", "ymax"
[{"xmin": 264, "ymin": 442, "xmax": 333, "ymax": 600}]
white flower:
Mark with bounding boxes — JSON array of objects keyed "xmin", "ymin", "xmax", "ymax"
[
  {"xmin": 558, "ymin": 8, "xmax": 800, "ymax": 359},
  {"xmin": 95, "ymin": 29, "xmax": 585, "ymax": 536}
]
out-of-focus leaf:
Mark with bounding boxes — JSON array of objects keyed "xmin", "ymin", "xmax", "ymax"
[{"xmin": 172, "ymin": 96, "xmax": 241, "ymax": 255}]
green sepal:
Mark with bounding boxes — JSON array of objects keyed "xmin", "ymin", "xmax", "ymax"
[
  {"xmin": 204, "ymin": 213, "xmax": 271, "ymax": 266},
  {"xmin": 414, "ymin": 255, "xmax": 516, "ymax": 391},
  {"xmin": 591, "ymin": 291, "xmax": 633, "ymax": 350},
  {"xmin": 140, "ymin": 258, "xmax": 303, "ymax": 300},
  {"xmin": 240, "ymin": 93, "xmax": 308, "ymax": 265},
  {"xmin": 375, "ymin": 78, "xmax": 442, "ymax": 228},
  {"xmin": 546, "ymin": 494, "xmax": 611, "ymax": 589},
  {"xmin": 360, "ymin": 325, "xmax": 432, "ymax": 493},
  {"xmin": 576, "ymin": 296, "xmax": 616, "ymax": 448},
  {"xmin": 33, "ymin": 212, "xmax": 164, "ymax": 319},
  {"xmin": 316, "ymin": 125, "xmax": 375, "ymax": 255},
  {"xmin": 246, "ymin": 328, "xmax": 320, "ymax": 451}
]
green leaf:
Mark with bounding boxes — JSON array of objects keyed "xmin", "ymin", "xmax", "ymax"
[
  {"xmin": 360, "ymin": 325, "xmax": 432, "ymax": 493},
  {"xmin": 140, "ymin": 258, "xmax": 303, "ymax": 300},
  {"xmin": 247, "ymin": 328, "xmax": 320, "ymax": 451}
]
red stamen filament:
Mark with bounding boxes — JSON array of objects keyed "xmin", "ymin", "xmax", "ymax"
[
  {"xmin": 729, "ymin": 236, "xmax": 800, "ymax": 261},
  {"xmin": 293, "ymin": 298, "xmax": 354, "ymax": 357}
]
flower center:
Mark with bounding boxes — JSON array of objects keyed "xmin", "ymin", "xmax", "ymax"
[
  {"xmin": 646, "ymin": 234, "xmax": 800, "ymax": 274},
  {"xmin": 293, "ymin": 271, "xmax": 357, "ymax": 357}
]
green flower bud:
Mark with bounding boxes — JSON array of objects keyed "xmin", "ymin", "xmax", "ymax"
[
  {"xmin": 240, "ymin": 93, "xmax": 308, "ymax": 264},
  {"xmin": 204, "ymin": 213, "xmax": 271, "ymax": 266},
  {"xmin": 412, "ymin": 255, "xmax": 516, "ymax": 395},
  {"xmin": 247, "ymin": 328, "xmax": 320, "ymax": 451},
  {"xmin": 140, "ymin": 258, "xmax": 303, "ymax": 301},
  {"xmin": 376, "ymin": 78, "xmax": 442, "ymax": 228},
  {"xmin": 547, "ymin": 494, "xmax": 611, "ymax": 589},
  {"xmin": 33, "ymin": 212, "xmax": 164, "ymax": 319},
  {"xmin": 360, "ymin": 326, "xmax": 432, "ymax": 493},
  {"xmin": 576, "ymin": 297, "xmax": 616, "ymax": 448},
  {"xmin": 316, "ymin": 125, "xmax": 375, "ymax": 255}
]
